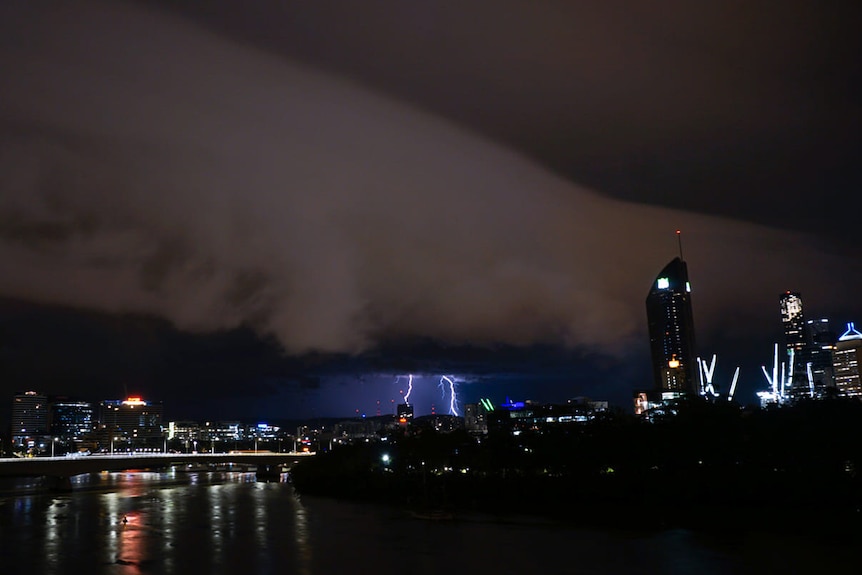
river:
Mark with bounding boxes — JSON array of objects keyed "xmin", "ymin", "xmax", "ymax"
[{"xmin": 0, "ymin": 470, "xmax": 854, "ymax": 574}]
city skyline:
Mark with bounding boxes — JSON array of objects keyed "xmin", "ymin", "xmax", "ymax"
[
  {"xmin": 1, "ymin": 1, "xmax": 861, "ymax": 422},
  {"xmin": 3, "ymin": 281, "xmax": 860, "ymax": 425}
]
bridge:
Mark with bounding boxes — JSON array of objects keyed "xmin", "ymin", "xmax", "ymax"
[{"xmin": 0, "ymin": 452, "xmax": 315, "ymax": 490}]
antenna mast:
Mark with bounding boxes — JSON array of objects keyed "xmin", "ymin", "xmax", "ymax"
[{"xmin": 676, "ymin": 229, "xmax": 684, "ymax": 261}]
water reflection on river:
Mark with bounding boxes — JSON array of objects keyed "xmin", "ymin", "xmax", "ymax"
[{"xmin": 0, "ymin": 471, "xmax": 855, "ymax": 574}]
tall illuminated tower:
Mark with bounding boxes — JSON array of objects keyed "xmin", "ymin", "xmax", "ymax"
[
  {"xmin": 805, "ymin": 318, "xmax": 836, "ymax": 392},
  {"xmin": 833, "ymin": 322, "xmax": 862, "ymax": 397},
  {"xmin": 779, "ymin": 291, "xmax": 808, "ymax": 396},
  {"xmin": 646, "ymin": 253, "xmax": 697, "ymax": 395}
]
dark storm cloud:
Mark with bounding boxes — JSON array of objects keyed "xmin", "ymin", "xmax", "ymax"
[
  {"xmin": 0, "ymin": 0, "xmax": 859, "ymax": 369},
  {"xmin": 157, "ymin": 0, "xmax": 862, "ymax": 244}
]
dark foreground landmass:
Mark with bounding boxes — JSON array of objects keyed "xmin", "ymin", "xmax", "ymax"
[{"xmin": 291, "ymin": 398, "xmax": 862, "ymax": 538}]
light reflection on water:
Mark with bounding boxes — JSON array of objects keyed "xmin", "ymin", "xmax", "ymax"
[
  {"xmin": 0, "ymin": 471, "xmax": 857, "ymax": 575},
  {"xmin": 294, "ymin": 497, "xmax": 312, "ymax": 575}
]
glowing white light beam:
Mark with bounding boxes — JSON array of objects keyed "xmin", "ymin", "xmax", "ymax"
[
  {"xmin": 786, "ymin": 348, "xmax": 794, "ymax": 391},
  {"xmin": 700, "ymin": 354, "xmax": 718, "ymax": 397},
  {"xmin": 760, "ymin": 365, "xmax": 773, "ymax": 390},
  {"xmin": 760, "ymin": 343, "xmax": 789, "ymax": 406},
  {"xmin": 728, "ymin": 367, "xmax": 740, "ymax": 402},
  {"xmin": 702, "ymin": 354, "xmax": 717, "ymax": 384},
  {"xmin": 773, "ymin": 343, "xmax": 779, "ymax": 396}
]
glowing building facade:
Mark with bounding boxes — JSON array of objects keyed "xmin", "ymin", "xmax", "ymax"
[
  {"xmin": 833, "ymin": 323, "xmax": 862, "ymax": 397},
  {"xmin": 49, "ymin": 399, "xmax": 96, "ymax": 440},
  {"xmin": 646, "ymin": 257, "xmax": 697, "ymax": 394},
  {"xmin": 805, "ymin": 318, "xmax": 836, "ymax": 392},
  {"xmin": 98, "ymin": 397, "xmax": 164, "ymax": 441},
  {"xmin": 396, "ymin": 403, "xmax": 414, "ymax": 424},
  {"xmin": 779, "ymin": 292, "xmax": 809, "ymax": 397},
  {"xmin": 464, "ymin": 400, "xmax": 491, "ymax": 435}
]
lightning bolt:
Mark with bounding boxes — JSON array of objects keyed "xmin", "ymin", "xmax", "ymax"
[
  {"xmin": 440, "ymin": 376, "xmax": 459, "ymax": 416},
  {"xmin": 403, "ymin": 374, "xmax": 414, "ymax": 404}
]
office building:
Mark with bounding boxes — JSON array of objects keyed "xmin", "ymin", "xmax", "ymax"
[
  {"xmin": 646, "ymin": 257, "xmax": 697, "ymax": 394},
  {"xmin": 11, "ymin": 390, "xmax": 48, "ymax": 449},
  {"xmin": 49, "ymin": 398, "xmax": 96, "ymax": 441},
  {"xmin": 805, "ymin": 318, "xmax": 836, "ymax": 392},
  {"xmin": 464, "ymin": 401, "xmax": 490, "ymax": 435},
  {"xmin": 833, "ymin": 323, "xmax": 862, "ymax": 397},
  {"xmin": 779, "ymin": 292, "xmax": 809, "ymax": 398},
  {"xmin": 98, "ymin": 397, "xmax": 164, "ymax": 441},
  {"xmin": 396, "ymin": 403, "xmax": 414, "ymax": 424}
]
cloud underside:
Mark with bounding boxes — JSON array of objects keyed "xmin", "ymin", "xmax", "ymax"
[{"xmin": 0, "ymin": 0, "xmax": 856, "ymax": 357}]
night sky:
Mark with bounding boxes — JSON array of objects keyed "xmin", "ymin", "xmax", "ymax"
[{"xmin": 1, "ymin": 0, "xmax": 860, "ymax": 424}]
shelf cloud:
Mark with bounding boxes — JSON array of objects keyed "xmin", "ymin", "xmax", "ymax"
[{"xmin": 1, "ymin": 0, "xmax": 857, "ymax": 360}]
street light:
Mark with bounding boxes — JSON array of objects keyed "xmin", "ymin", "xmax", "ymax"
[{"xmin": 51, "ymin": 437, "xmax": 58, "ymax": 458}]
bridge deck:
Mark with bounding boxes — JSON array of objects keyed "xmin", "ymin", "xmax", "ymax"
[{"xmin": 0, "ymin": 452, "xmax": 314, "ymax": 478}]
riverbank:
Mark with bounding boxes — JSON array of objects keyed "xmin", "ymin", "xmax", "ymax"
[{"xmin": 295, "ymin": 467, "xmax": 860, "ymax": 536}]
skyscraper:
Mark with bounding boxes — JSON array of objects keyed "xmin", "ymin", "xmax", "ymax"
[
  {"xmin": 11, "ymin": 390, "xmax": 48, "ymax": 449},
  {"xmin": 779, "ymin": 291, "xmax": 809, "ymax": 397},
  {"xmin": 805, "ymin": 318, "xmax": 836, "ymax": 393},
  {"xmin": 646, "ymin": 257, "xmax": 697, "ymax": 394},
  {"xmin": 833, "ymin": 323, "xmax": 862, "ymax": 397}
]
